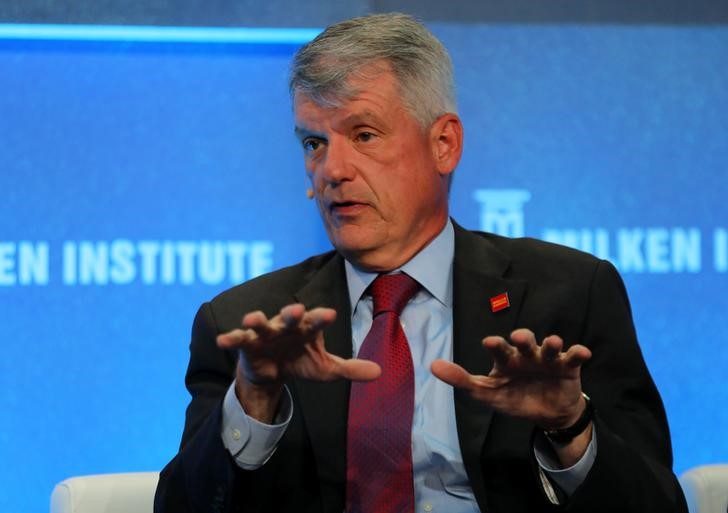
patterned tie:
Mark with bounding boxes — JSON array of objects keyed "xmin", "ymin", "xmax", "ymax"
[{"xmin": 346, "ymin": 273, "xmax": 421, "ymax": 513}]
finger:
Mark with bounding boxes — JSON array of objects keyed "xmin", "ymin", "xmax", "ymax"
[
  {"xmin": 279, "ymin": 304, "xmax": 306, "ymax": 329},
  {"xmin": 241, "ymin": 310, "xmax": 274, "ymax": 335},
  {"xmin": 509, "ymin": 328, "xmax": 538, "ymax": 359},
  {"xmin": 217, "ymin": 328, "xmax": 254, "ymax": 349},
  {"xmin": 330, "ymin": 355, "xmax": 381, "ymax": 381},
  {"xmin": 562, "ymin": 344, "xmax": 592, "ymax": 368},
  {"xmin": 301, "ymin": 307, "xmax": 337, "ymax": 332},
  {"xmin": 482, "ymin": 336, "xmax": 515, "ymax": 367},
  {"xmin": 432, "ymin": 360, "xmax": 506, "ymax": 401},
  {"xmin": 431, "ymin": 359, "xmax": 475, "ymax": 389},
  {"xmin": 541, "ymin": 335, "xmax": 564, "ymax": 361}
]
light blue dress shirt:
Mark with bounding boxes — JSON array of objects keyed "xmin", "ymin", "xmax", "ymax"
[
  {"xmin": 220, "ymin": 220, "xmax": 596, "ymax": 510},
  {"xmin": 344, "ymin": 221, "xmax": 477, "ymax": 512}
]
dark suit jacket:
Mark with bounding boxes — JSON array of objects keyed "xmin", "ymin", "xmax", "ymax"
[{"xmin": 155, "ymin": 223, "xmax": 688, "ymax": 513}]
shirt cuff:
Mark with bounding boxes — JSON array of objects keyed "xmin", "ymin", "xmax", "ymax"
[
  {"xmin": 220, "ymin": 381, "xmax": 293, "ymax": 470},
  {"xmin": 534, "ymin": 425, "xmax": 598, "ymax": 497}
]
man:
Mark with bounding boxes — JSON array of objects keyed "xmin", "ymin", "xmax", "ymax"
[{"xmin": 155, "ymin": 13, "xmax": 687, "ymax": 513}]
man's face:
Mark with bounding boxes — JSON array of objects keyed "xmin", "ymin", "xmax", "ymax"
[{"xmin": 294, "ymin": 65, "xmax": 459, "ymax": 271}]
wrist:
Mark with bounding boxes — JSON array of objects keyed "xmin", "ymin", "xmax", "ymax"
[
  {"xmin": 543, "ymin": 393, "xmax": 594, "ymax": 445},
  {"xmin": 235, "ymin": 367, "xmax": 284, "ymax": 424}
]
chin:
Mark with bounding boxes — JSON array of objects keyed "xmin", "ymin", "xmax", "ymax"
[
  {"xmin": 330, "ymin": 237, "xmax": 377, "ymax": 257},
  {"xmin": 329, "ymin": 238, "xmax": 381, "ymax": 266},
  {"xmin": 327, "ymin": 224, "xmax": 379, "ymax": 249}
]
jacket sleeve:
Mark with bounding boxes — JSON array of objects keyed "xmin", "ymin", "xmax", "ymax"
[
  {"xmin": 154, "ymin": 303, "xmax": 241, "ymax": 513},
  {"xmin": 564, "ymin": 260, "xmax": 687, "ymax": 512}
]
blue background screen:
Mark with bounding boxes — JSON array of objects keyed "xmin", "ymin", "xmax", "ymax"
[{"xmin": 1, "ymin": 24, "xmax": 726, "ymax": 512}]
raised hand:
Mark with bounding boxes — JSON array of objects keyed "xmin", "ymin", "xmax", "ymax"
[
  {"xmin": 217, "ymin": 303, "xmax": 380, "ymax": 422},
  {"xmin": 431, "ymin": 328, "xmax": 592, "ymax": 431}
]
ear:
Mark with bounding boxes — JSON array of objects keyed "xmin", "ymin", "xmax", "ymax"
[{"xmin": 429, "ymin": 113, "xmax": 463, "ymax": 177}]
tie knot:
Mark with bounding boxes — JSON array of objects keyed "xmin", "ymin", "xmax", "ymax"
[{"xmin": 370, "ymin": 273, "xmax": 420, "ymax": 316}]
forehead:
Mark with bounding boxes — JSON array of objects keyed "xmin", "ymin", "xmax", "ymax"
[{"xmin": 293, "ymin": 69, "xmax": 409, "ymax": 131}]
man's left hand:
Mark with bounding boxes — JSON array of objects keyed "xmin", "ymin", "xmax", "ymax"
[{"xmin": 431, "ymin": 328, "xmax": 591, "ymax": 431}]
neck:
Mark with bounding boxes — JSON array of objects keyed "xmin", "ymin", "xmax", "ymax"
[{"xmin": 344, "ymin": 214, "xmax": 449, "ymax": 273}]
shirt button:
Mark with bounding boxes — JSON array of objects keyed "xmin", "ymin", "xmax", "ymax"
[
  {"xmin": 232, "ymin": 429, "xmax": 241, "ymax": 441},
  {"xmin": 423, "ymin": 503, "xmax": 433, "ymax": 512},
  {"xmin": 400, "ymin": 320, "xmax": 406, "ymax": 329}
]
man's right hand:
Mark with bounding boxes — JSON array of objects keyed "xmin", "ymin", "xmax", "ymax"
[{"xmin": 216, "ymin": 303, "xmax": 380, "ymax": 423}]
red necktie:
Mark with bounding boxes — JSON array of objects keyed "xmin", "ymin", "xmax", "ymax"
[{"xmin": 346, "ymin": 273, "xmax": 421, "ymax": 513}]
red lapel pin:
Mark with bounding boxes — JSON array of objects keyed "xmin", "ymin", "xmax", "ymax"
[{"xmin": 490, "ymin": 292, "xmax": 510, "ymax": 313}]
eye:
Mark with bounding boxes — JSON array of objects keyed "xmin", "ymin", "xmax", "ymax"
[
  {"xmin": 302, "ymin": 138, "xmax": 323, "ymax": 153},
  {"xmin": 356, "ymin": 131, "xmax": 376, "ymax": 143}
]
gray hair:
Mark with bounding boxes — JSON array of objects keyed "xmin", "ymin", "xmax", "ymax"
[{"xmin": 289, "ymin": 13, "xmax": 457, "ymax": 127}]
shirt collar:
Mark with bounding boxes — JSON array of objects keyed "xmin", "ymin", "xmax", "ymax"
[{"xmin": 344, "ymin": 219, "xmax": 454, "ymax": 311}]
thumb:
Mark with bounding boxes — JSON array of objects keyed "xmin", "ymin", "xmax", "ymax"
[
  {"xmin": 431, "ymin": 359, "xmax": 473, "ymax": 389},
  {"xmin": 331, "ymin": 356, "xmax": 381, "ymax": 381}
]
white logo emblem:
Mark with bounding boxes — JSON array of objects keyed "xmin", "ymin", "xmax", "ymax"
[{"xmin": 473, "ymin": 189, "xmax": 532, "ymax": 237}]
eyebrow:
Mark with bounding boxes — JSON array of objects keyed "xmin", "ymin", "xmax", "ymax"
[
  {"xmin": 293, "ymin": 109, "xmax": 389, "ymax": 140},
  {"xmin": 293, "ymin": 126, "xmax": 325, "ymax": 141},
  {"xmin": 342, "ymin": 110, "xmax": 387, "ymax": 129}
]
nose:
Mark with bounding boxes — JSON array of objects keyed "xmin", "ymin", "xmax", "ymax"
[{"xmin": 317, "ymin": 136, "xmax": 355, "ymax": 186}]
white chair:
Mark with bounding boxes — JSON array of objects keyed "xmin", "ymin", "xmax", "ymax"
[
  {"xmin": 50, "ymin": 465, "xmax": 728, "ymax": 513},
  {"xmin": 50, "ymin": 472, "xmax": 159, "ymax": 513},
  {"xmin": 680, "ymin": 464, "xmax": 728, "ymax": 513}
]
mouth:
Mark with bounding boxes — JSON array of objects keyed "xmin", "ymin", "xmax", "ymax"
[{"xmin": 328, "ymin": 200, "xmax": 369, "ymax": 216}]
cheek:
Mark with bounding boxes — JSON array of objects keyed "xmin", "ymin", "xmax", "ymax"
[
  {"xmin": 306, "ymin": 168, "xmax": 323, "ymax": 190},
  {"xmin": 304, "ymin": 160, "xmax": 315, "ymax": 179}
]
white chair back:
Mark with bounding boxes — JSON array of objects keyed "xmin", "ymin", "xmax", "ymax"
[
  {"xmin": 50, "ymin": 472, "xmax": 159, "ymax": 513},
  {"xmin": 680, "ymin": 464, "xmax": 728, "ymax": 513}
]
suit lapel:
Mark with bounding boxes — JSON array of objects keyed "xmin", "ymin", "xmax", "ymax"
[
  {"xmin": 292, "ymin": 253, "xmax": 351, "ymax": 513},
  {"xmin": 452, "ymin": 222, "xmax": 528, "ymax": 512}
]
